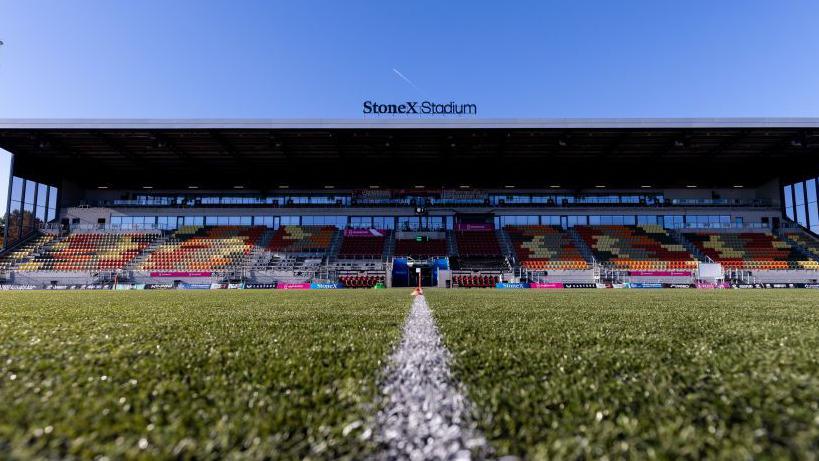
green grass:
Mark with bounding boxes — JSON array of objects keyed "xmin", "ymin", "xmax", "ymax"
[
  {"xmin": 428, "ymin": 289, "xmax": 819, "ymax": 460},
  {"xmin": 0, "ymin": 290, "xmax": 409, "ymax": 460}
]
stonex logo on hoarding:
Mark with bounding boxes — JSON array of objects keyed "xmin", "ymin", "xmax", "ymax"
[{"xmin": 363, "ymin": 100, "xmax": 477, "ymax": 115}]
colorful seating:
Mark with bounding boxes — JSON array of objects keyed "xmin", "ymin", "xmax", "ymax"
[
  {"xmin": 453, "ymin": 274, "xmax": 498, "ymax": 288},
  {"xmin": 684, "ymin": 231, "xmax": 819, "ymax": 270},
  {"xmin": 267, "ymin": 226, "xmax": 336, "ymax": 253},
  {"xmin": 455, "ymin": 230, "xmax": 502, "ymax": 256},
  {"xmin": 0, "ymin": 234, "xmax": 59, "ymax": 271},
  {"xmin": 339, "ymin": 274, "xmax": 383, "ymax": 288},
  {"xmin": 19, "ymin": 232, "xmax": 157, "ymax": 271},
  {"xmin": 140, "ymin": 226, "xmax": 264, "ymax": 271},
  {"xmin": 505, "ymin": 225, "xmax": 589, "ymax": 270},
  {"xmin": 783, "ymin": 231, "xmax": 819, "ymax": 260},
  {"xmin": 575, "ymin": 225, "xmax": 698, "ymax": 270}
]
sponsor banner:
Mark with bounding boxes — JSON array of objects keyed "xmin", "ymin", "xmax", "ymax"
[
  {"xmin": 0, "ymin": 284, "xmax": 37, "ymax": 290},
  {"xmin": 210, "ymin": 283, "xmax": 228, "ymax": 290},
  {"xmin": 495, "ymin": 282, "xmax": 530, "ymax": 289},
  {"xmin": 595, "ymin": 283, "xmax": 627, "ymax": 289},
  {"xmin": 455, "ymin": 223, "xmax": 493, "ymax": 232},
  {"xmin": 77, "ymin": 284, "xmax": 113, "ymax": 290},
  {"xmin": 695, "ymin": 282, "xmax": 731, "ymax": 289},
  {"xmin": 245, "ymin": 283, "xmax": 276, "ymax": 289},
  {"xmin": 114, "ymin": 283, "xmax": 145, "ymax": 290},
  {"xmin": 276, "ymin": 283, "xmax": 312, "ymax": 290},
  {"xmin": 761, "ymin": 283, "xmax": 803, "ymax": 289},
  {"xmin": 628, "ymin": 271, "xmax": 692, "ymax": 277},
  {"xmin": 564, "ymin": 283, "xmax": 597, "ymax": 289},
  {"xmin": 343, "ymin": 228, "xmax": 384, "ymax": 237},
  {"xmin": 227, "ymin": 283, "xmax": 244, "ymax": 289},
  {"xmin": 144, "ymin": 283, "xmax": 174, "ymax": 290},
  {"xmin": 627, "ymin": 282, "xmax": 665, "ymax": 289},
  {"xmin": 311, "ymin": 282, "xmax": 343, "ymax": 289},
  {"xmin": 727, "ymin": 283, "xmax": 810, "ymax": 289},
  {"xmin": 733, "ymin": 283, "xmax": 756, "ymax": 289},
  {"xmin": 178, "ymin": 282, "xmax": 211, "ymax": 290},
  {"xmin": 667, "ymin": 283, "xmax": 695, "ymax": 289},
  {"xmin": 150, "ymin": 271, "xmax": 212, "ymax": 278},
  {"xmin": 529, "ymin": 282, "xmax": 564, "ymax": 289}
]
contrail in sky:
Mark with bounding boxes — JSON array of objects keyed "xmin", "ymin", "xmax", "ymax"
[{"xmin": 393, "ymin": 68, "xmax": 426, "ymax": 95}]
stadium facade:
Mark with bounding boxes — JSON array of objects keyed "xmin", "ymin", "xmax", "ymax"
[{"xmin": 1, "ymin": 118, "xmax": 818, "ymax": 289}]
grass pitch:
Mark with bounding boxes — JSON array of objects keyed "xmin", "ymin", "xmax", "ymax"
[
  {"xmin": 0, "ymin": 290, "xmax": 408, "ymax": 460},
  {"xmin": 2, "ymin": 289, "xmax": 818, "ymax": 460},
  {"xmin": 428, "ymin": 289, "xmax": 819, "ymax": 460}
]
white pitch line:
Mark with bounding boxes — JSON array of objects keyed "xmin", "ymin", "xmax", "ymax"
[{"xmin": 373, "ymin": 295, "xmax": 490, "ymax": 460}]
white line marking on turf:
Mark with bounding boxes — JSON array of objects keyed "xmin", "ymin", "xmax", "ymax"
[{"xmin": 374, "ymin": 295, "xmax": 490, "ymax": 460}]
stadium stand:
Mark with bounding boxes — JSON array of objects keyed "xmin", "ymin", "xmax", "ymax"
[
  {"xmin": 782, "ymin": 231, "xmax": 819, "ymax": 260},
  {"xmin": 683, "ymin": 231, "xmax": 819, "ymax": 270},
  {"xmin": 452, "ymin": 274, "xmax": 499, "ymax": 288},
  {"xmin": 337, "ymin": 230, "xmax": 388, "ymax": 258},
  {"xmin": 139, "ymin": 226, "xmax": 263, "ymax": 271},
  {"xmin": 575, "ymin": 225, "xmax": 699, "ymax": 270},
  {"xmin": 455, "ymin": 229, "xmax": 502, "ymax": 256},
  {"xmin": 266, "ymin": 225, "xmax": 336, "ymax": 254},
  {"xmin": 0, "ymin": 234, "xmax": 59, "ymax": 271},
  {"xmin": 339, "ymin": 274, "xmax": 384, "ymax": 288},
  {"xmin": 19, "ymin": 231, "xmax": 158, "ymax": 271},
  {"xmin": 449, "ymin": 229, "xmax": 508, "ymax": 270},
  {"xmin": 505, "ymin": 225, "xmax": 590, "ymax": 270},
  {"xmin": 393, "ymin": 237, "xmax": 448, "ymax": 258}
]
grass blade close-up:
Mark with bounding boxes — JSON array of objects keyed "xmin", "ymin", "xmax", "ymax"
[
  {"xmin": 0, "ymin": 290, "xmax": 408, "ymax": 460},
  {"xmin": 428, "ymin": 289, "xmax": 819, "ymax": 460}
]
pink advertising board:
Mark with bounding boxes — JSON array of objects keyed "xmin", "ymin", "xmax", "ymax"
[
  {"xmin": 343, "ymin": 228, "xmax": 385, "ymax": 237},
  {"xmin": 276, "ymin": 282, "xmax": 312, "ymax": 290},
  {"xmin": 529, "ymin": 282, "xmax": 564, "ymax": 289},
  {"xmin": 628, "ymin": 271, "xmax": 692, "ymax": 277},
  {"xmin": 455, "ymin": 223, "xmax": 494, "ymax": 232}
]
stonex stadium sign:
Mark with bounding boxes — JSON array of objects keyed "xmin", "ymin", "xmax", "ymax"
[{"xmin": 362, "ymin": 100, "xmax": 477, "ymax": 115}]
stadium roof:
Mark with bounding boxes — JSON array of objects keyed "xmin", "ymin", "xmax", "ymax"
[{"xmin": 1, "ymin": 118, "xmax": 818, "ymax": 189}]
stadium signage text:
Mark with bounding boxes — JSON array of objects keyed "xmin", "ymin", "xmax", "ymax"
[{"xmin": 362, "ymin": 100, "xmax": 477, "ymax": 116}]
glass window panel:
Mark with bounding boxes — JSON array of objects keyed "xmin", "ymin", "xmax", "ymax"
[
  {"xmin": 807, "ymin": 180, "xmax": 817, "ymax": 204},
  {"xmin": 568, "ymin": 215, "xmax": 587, "ymax": 227},
  {"xmin": 784, "ymin": 185, "xmax": 794, "ymax": 219},
  {"xmin": 280, "ymin": 216, "xmax": 299, "ymax": 226},
  {"xmin": 24, "ymin": 180, "xmax": 36, "ymax": 205},
  {"xmin": 808, "ymin": 202, "xmax": 819, "ymax": 229},
  {"xmin": 795, "ymin": 182, "xmax": 805, "ymax": 205},
  {"xmin": 37, "ymin": 183, "xmax": 48, "ymax": 207},
  {"xmin": 11, "ymin": 177, "xmax": 23, "ymax": 202},
  {"xmin": 796, "ymin": 203, "xmax": 807, "ymax": 226},
  {"xmin": 7, "ymin": 200, "xmax": 23, "ymax": 244}
]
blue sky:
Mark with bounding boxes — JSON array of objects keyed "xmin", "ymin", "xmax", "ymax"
[{"xmin": 2, "ymin": 0, "xmax": 819, "ymax": 207}]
